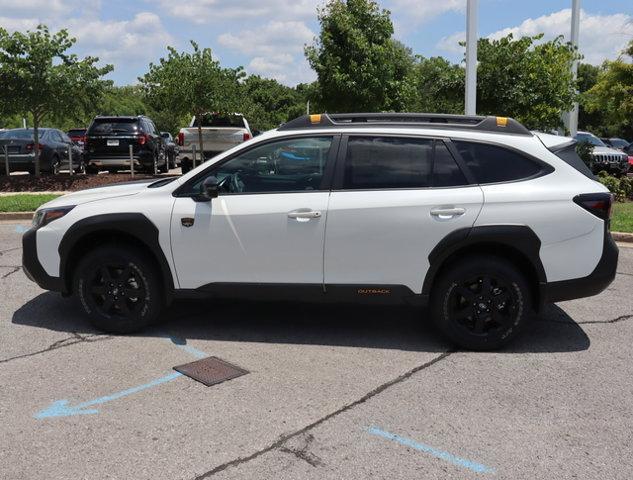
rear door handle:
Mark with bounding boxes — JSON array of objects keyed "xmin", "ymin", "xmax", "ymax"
[
  {"xmin": 430, "ymin": 207, "xmax": 466, "ymax": 218},
  {"xmin": 288, "ymin": 210, "xmax": 322, "ymax": 220}
]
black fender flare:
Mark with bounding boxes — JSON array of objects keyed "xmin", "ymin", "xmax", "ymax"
[
  {"xmin": 58, "ymin": 213, "xmax": 175, "ymax": 302},
  {"xmin": 422, "ymin": 225, "xmax": 546, "ymax": 300}
]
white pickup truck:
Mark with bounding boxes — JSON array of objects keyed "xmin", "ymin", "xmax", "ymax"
[{"xmin": 177, "ymin": 113, "xmax": 252, "ymax": 173}]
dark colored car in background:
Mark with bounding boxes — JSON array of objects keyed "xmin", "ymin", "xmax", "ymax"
[
  {"xmin": 67, "ymin": 128, "xmax": 87, "ymax": 148},
  {"xmin": 0, "ymin": 128, "xmax": 84, "ymax": 174},
  {"xmin": 160, "ymin": 132, "xmax": 179, "ymax": 169},
  {"xmin": 84, "ymin": 116, "xmax": 166, "ymax": 174},
  {"xmin": 601, "ymin": 137, "xmax": 631, "ymax": 152}
]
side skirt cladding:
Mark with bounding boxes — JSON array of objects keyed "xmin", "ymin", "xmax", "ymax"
[{"xmin": 58, "ymin": 213, "xmax": 175, "ymax": 302}]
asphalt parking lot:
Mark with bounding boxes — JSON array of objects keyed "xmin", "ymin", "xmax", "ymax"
[{"xmin": 1, "ymin": 221, "xmax": 632, "ymax": 480}]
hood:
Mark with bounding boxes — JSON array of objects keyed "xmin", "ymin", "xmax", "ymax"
[
  {"xmin": 39, "ymin": 179, "xmax": 156, "ymax": 209},
  {"xmin": 592, "ymin": 146, "xmax": 626, "ymax": 156}
]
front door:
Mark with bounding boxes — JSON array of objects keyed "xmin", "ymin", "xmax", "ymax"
[
  {"xmin": 170, "ymin": 135, "xmax": 338, "ymax": 289},
  {"xmin": 324, "ymin": 135, "xmax": 484, "ymax": 293}
]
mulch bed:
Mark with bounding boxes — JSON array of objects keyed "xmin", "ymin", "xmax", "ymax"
[{"xmin": 0, "ymin": 173, "xmax": 163, "ymax": 192}]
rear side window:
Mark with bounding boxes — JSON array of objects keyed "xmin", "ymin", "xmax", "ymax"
[
  {"xmin": 343, "ymin": 136, "xmax": 433, "ymax": 189},
  {"xmin": 433, "ymin": 142, "xmax": 467, "ymax": 187},
  {"xmin": 89, "ymin": 119, "xmax": 138, "ymax": 135},
  {"xmin": 453, "ymin": 141, "xmax": 544, "ymax": 184}
]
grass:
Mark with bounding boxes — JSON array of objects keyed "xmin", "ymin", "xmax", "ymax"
[
  {"xmin": 612, "ymin": 202, "xmax": 633, "ymax": 233},
  {"xmin": 0, "ymin": 194, "xmax": 61, "ymax": 212}
]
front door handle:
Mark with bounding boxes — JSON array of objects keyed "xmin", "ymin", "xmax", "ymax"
[
  {"xmin": 288, "ymin": 209, "xmax": 322, "ymax": 220},
  {"xmin": 430, "ymin": 207, "xmax": 466, "ymax": 218}
]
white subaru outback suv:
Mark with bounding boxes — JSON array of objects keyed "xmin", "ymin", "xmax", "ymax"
[{"xmin": 22, "ymin": 113, "xmax": 618, "ymax": 350}]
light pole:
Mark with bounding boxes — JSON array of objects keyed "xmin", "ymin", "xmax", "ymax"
[
  {"xmin": 465, "ymin": 0, "xmax": 478, "ymax": 115},
  {"xmin": 568, "ymin": 0, "xmax": 581, "ymax": 136}
]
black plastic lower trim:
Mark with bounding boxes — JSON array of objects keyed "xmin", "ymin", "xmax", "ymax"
[
  {"xmin": 22, "ymin": 227, "xmax": 65, "ymax": 292},
  {"xmin": 542, "ymin": 227, "xmax": 618, "ymax": 303}
]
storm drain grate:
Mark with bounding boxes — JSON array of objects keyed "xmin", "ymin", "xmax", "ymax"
[{"xmin": 173, "ymin": 356, "xmax": 249, "ymax": 386}]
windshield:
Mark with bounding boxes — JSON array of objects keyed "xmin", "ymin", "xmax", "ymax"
[
  {"xmin": 610, "ymin": 138, "xmax": 630, "ymax": 149},
  {"xmin": 575, "ymin": 133, "xmax": 605, "ymax": 147},
  {"xmin": 0, "ymin": 129, "xmax": 36, "ymax": 140},
  {"xmin": 89, "ymin": 119, "xmax": 138, "ymax": 135}
]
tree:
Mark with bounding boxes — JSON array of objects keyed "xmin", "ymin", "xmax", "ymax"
[
  {"xmin": 584, "ymin": 40, "xmax": 633, "ymax": 139},
  {"xmin": 0, "ymin": 25, "xmax": 112, "ymax": 175},
  {"xmin": 475, "ymin": 34, "xmax": 578, "ymax": 131},
  {"xmin": 305, "ymin": 0, "xmax": 415, "ymax": 112},
  {"xmin": 577, "ymin": 63, "xmax": 606, "ymax": 135},
  {"xmin": 408, "ymin": 56, "xmax": 464, "ymax": 114},
  {"xmin": 139, "ymin": 41, "xmax": 244, "ymax": 156}
]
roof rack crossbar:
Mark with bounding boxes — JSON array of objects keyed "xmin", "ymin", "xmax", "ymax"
[{"xmin": 278, "ymin": 112, "xmax": 532, "ymax": 136}]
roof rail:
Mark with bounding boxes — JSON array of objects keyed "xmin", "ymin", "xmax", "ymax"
[{"xmin": 278, "ymin": 112, "xmax": 532, "ymax": 136}]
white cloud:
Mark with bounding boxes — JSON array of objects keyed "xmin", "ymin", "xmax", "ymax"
[
  {"xmin": 218, "ymin": 20, "xmax": 314, "ymax": 56},
  {"xmin": 437, "ymin": 9, "xmax": 633, "ymax": 65},
  {"xmin": 248, "ymin": 53, "xmax": 315, "ymax": 85},
  {"xmin": 155, "ymin": 0, "xmax": 318, "ymax": 24},
  {"xmin": 389, "ymin": 0, "xmax": 465, "ymax": 22}
]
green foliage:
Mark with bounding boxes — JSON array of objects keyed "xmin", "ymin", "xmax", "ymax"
[
  {"xmin": 612, "ymin": 202, "xmax": 633, "ymax": 233},
  {"xmin": 0, "ymin": 194, "xmax": 61, "ymax": 212},
  {"xmin": 475, "ymin": 34, "xmax": 578, "ymax": 131},
  {"xmin": 584, "ymin": 40, "xmax": 633, "ymax": 139},
  {"xmin": 139, "ymin": 41, "xmax": 245, "ymax": 151},
  {"xmin": 407, "ymin": 56, "xmax": 464, "ymax": 113},
  {"xmin": 596, "ymin": 171, "xmax": 632, "ymax": 202},
  {"xmin": 305, "ymin": 0, "xmax": 415, "ymax": 112},
  {"xmin": 575, "ymin": 141, "xmax": 594, "ymax": 169},
  {"xmin": 0, "ymin": 25, "xmax": 112, "ymax": 174},
  {"xmin": 577, "ymin": 63, "xmax": 607, "ymax": 135}
]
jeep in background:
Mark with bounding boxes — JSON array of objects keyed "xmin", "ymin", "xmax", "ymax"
[{"xmin": 575, "ymin": 131, "xmax": 629, "ymax": 176}]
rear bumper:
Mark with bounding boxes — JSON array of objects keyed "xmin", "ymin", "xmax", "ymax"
[
  {"xmin": 22, "ymin": 227, "xmax": 64, "ymax": 293},
  {"xmin": 541, "ymin": 226, "xmax": 618, "ymax": 303}
]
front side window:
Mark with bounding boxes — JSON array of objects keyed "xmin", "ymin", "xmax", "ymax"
[
  {"xmin": 343, "ymin": 136, "xmax": 434, "ymax": 189},
  {"xmin": 453, "ymin": 140, "xmax": 544, "ymax": 184},
  {"xmin": 188, "ymin": 136, "xmax": 334, "ymax": 195}
]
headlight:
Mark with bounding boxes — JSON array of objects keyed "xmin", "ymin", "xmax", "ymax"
[{"xmin": 32, "ymin": 206, "xmax": 75, "ymax": 229}]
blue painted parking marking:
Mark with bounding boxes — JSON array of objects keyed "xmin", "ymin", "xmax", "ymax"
[
  {"xmin": 14, "ymin": 225, "xmax": 29, "ymax": 234},
  {"xmin": 35, "ymin": 337, "xmax": 208, "ymax": 419},
  {"xmin": 367, "ymin": 426, "xmax": 495, "ymax": 474}
]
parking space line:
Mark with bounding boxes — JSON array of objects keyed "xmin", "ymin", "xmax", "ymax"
[
  {"xmin": 34, "ymin": 337, "xmax": 208, "ymax": 420},
  {"xmin": 367, "ymin": 426, "xmax": 495, "ymax": 474}
]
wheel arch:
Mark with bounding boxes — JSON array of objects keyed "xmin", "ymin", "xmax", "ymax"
[
  {"xmin": 423, "ymin": 226, "xmax": 546, "ymax": 310},
  {"xmin": 59, "ymin": 213, "xmax": 174, "ymax": 303}
]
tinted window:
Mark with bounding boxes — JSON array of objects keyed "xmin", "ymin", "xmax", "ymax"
[
  {"xmin": 343, "ymin": 136, "xmax": 433, "ymax": 189},
  {"xmin": 89, "ymin": 119, "xmax": 138, "ymax": 135},
  {"xmin": 189, "ymin": 136, "xmax": 334, "ymax": 194},
  {"xmin": 574, "ymin": 133, "xmax": 605, "ymax": 147},
  {"xmin": 433, "ymin": 142, "xmax": 467, "ymax": 187},
  {"xmin": 67, "ymin": 129, "xmax": 86, "ymax": 136},
  {"xmin": 0, "ymin": 129, "xmax": 34, "ymax": 139},
  {"xmin": 453, "ymin": 141, "xmax": 544, "ymax": 183},
  {"xmin": 199, "ymin": 114, "xmax": 245, "ymax": 128}
]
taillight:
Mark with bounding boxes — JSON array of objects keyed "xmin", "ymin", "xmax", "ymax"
[
  {"xmin": 573, "ymin": 193, "xmax": 613, "ymax": 220},
  {"xmin": 137, "ymin": 133, "xmax": 148, "ymax": 145},
  {"xmin": 243, "ymin": 132, "xmax": 252, "ymax": 142},
  {"xmin": 25, "ymin": 143, "xmax": 44, "ymax": 153},
  {"xmin": 177, "ymin": 132, "xmax": 184, "ymax": 146}
]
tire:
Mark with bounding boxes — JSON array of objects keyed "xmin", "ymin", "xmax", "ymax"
[
  {"xmin": 73, "ymin": 244, "xmax": 163, "ymax": 333},
  {"xmin": 430, "ymin": 255, "xmax": 531, "ymax": 351},
  {"xmin": 74, "ymin": 161, "xmax": 86, "ymax": 175},
  {"xmin": 158, "ymin": 153, "xmax": 169, "ymax": 173},
  {"xmin": 168, "ymin": 152, "xmax": 176, "ymax": 170},
  {"xmin": 86, "ymin": 164, "xmax": 99, "ymax": 174},
  {"xmin": 181, "ymin": 158, "xmax": 192, "ymax": 174},
  {"xmin": 108, "ymin": 168, "xmax": 119, "ymax": 174}
]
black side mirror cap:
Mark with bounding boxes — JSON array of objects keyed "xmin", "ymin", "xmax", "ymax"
[{"xmin": 199, "ymin": 175, "xmax": 219, "ymax": 201}]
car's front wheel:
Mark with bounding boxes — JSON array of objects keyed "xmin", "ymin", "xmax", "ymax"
[
  {"xmin": 74, "ymin": 245, "xmax": 163, "ymax": 333},
  {"xmin": 431, "ymin": 255, "xmax": 531, "ymax": 350}
]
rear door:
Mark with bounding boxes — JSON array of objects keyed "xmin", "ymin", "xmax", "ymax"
[{"xmin": 323, "ymin": 135, "xmax": 483, "ymax": 294}]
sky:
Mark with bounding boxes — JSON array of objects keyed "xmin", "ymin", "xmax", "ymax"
[{"xmin": 0, "ymin": 0, "xmax": 631, "ymax": 86}]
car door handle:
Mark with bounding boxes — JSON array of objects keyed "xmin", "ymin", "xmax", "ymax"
[
  {"xmin": 430, "ymin": 207, "xmax": 466, "ymax": 218},
  {"xmin": 287, "ymin": 210, "xmax": 322, "ymax": 219}
]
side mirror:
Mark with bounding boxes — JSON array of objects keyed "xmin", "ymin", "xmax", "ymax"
[{"xmin": 202, "ymin": 175, "xmax": 219, "ymax": 199}]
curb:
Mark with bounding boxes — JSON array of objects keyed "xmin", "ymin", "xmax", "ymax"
[
  {"xmin": 0, "ymin": 212, "xmax": 34, "ymax": 221},
  {"xmin": 1, "ymin": 210, "xmax": 633, "ymax": 244}
]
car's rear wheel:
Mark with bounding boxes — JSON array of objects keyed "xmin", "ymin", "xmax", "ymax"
[
  {"xmin": 50, "ymin": 155, "xmax": 61, "ymax": 175},
  {"xmin": 431, "ymin": 255, "xmax": 531, "ymax": 350},
  {"xmin": 74, "ymin": 245, "xmax": 163, "ymax": 333}
]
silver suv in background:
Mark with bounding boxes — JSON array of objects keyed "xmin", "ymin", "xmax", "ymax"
[
  {"xmin": 177, "ymin": 113, "xmax": 252, "ymax": 173},
  {"xmin": 575, "ymin": 131, "xmax": 629, "ymax": 176}
]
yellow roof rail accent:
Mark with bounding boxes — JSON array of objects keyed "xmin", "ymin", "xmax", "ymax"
[
  {"xmin": 496, "ymin": 116, "xmax": 508, "ymax": 127},
  {"xmin": 309, "ymin": 114, "xmax": 322, "ymax": 124}
]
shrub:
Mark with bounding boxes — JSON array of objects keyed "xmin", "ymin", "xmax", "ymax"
[{"xmin": 596, "ymin": 171, "xmax": 631, "ymax": 201}]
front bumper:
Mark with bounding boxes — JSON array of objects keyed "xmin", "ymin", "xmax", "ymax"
[
  {"xmin": 22, "ymin": 227, "xmax": 64, "ymax": 292},
  {"xmin": 541, "ymin": 226, "xmax": 618, "ymax": 303}
]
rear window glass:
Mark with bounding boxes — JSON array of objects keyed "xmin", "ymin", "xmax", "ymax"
[
  {"xmin": 199, "ymin": 114, "xmax": 245, "ymax": 128},
  {"xmin": 453, "ymin": 141, "xmax": 545, "ymax": 184},
  {"xmin": 67, "ymin": 129, "xmax": 86, "ymax": 136},
  {"xmin": 0, "ymin": 129, "xmax": 35, "ymax": 139},
  {"xmin": 89, "ymin": 119, "xmax": 138, "ymax": 135}
]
